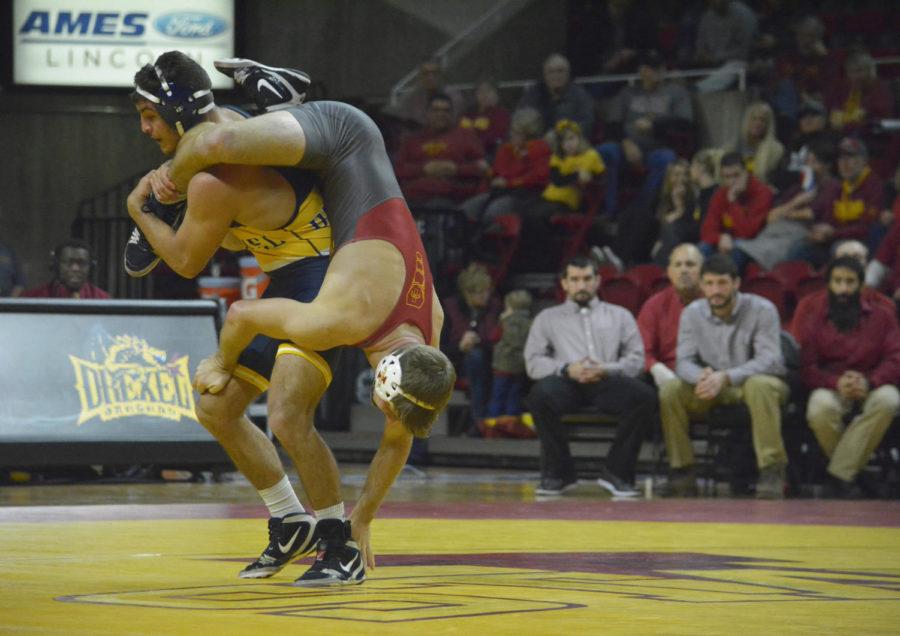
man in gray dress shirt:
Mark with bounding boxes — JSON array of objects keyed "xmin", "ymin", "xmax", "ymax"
[
  {"xmin": 524, "ymin": 256, "xmax": 657, "ymax": 497},
  {"xmin": 660, "ymin": 254, "xmax": 789, "ymax": 498}
]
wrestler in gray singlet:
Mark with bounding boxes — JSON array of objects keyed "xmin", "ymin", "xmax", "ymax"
[{"xmin": 285, "ymin": 101, "xmax": 404, "ymax": 248}]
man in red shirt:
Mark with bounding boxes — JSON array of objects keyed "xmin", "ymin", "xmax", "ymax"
[
  {"xmin": 394, "ymin": 93, "xmax": 488, "ymax": 205},
  {"xmin": 700, "ymin": 152, "xmax": 773, "ymax": 265},
  {"xmin": 637, "ymin": 243, "xmax": 703, "ymax": 388},
  {"xmin": 21, "ymin": 239, "xmax": 110, "ymax": 299},
  {"xmin": 790, "ymin": 239, "xmax": 894, "ymax": 339},
  {"xmin": 795, "ymin": 256, "xmax": 900, "ymax": 497}
]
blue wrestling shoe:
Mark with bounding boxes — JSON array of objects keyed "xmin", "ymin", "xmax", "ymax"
[
  {"xmin": 239, "ymin": 512, "xmax": 318, "ymax": 579},
  {"xmin": 293, "ymin": 519, "xmax": 366, "ymax": 587},
  {"xmin": 123, "ymin": 194, "xmax": 185, "ymax": 278},
  {"xmin": 215, "ymin": 58, "xmax": 310, "ymax": 112}
]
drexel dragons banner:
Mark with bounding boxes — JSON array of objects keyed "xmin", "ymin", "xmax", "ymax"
[
  {"xmin": 0, "ymin": 300, "xmax": 219, "ymax": 443},
  {"xmin": 13, "ymin": 0, "xmax": 235, "ymax": 88}
]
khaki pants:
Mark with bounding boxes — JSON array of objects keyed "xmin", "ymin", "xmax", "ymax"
[
  {"xmin": 807, "ymin": 385, "xmax": 900, "ymax": 482},
  {"xmin": 660, "ymin": 375, "xmax": 789, "ymax": 470}
]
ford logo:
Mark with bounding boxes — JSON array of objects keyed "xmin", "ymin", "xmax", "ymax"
[{"xmin": 154, "ymin": 12, "xmax": 227, "ymax": 39}]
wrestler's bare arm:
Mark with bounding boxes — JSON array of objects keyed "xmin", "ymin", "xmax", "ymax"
[
  {"xmin": 170, "ymin": 111, "xmax": 307, "ymax": 192},
  {"xmin": 126, "ymin": 170, "xmax": 235, "ymax": 278},
  {"xmin": 349, "ymin": 417, "xmax": 413, "ymax": 568}
]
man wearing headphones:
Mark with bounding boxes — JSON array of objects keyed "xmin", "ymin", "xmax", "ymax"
[{"xmin": 21, "ymin": 239, "xmax": 109, "ymax": 299}]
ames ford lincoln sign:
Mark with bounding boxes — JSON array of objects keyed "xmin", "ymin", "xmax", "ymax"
[{"xmin": 13, "ymin": 0, "xmax": 234, "ymax": 88}]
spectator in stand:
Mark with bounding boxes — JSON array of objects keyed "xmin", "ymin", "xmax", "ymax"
[
  {"xmin": 769, "ymin": 100, "xmax": 836, "ymax": 192},
  {"xmin": 459, "ymin": 80, "xmax": 510, "ymax": 159},
  {"xmin": 796, "ymin": 256, "xmax": 900, "ymax": 498},
  {"xmin": 517, "ymin": 53, "xmax": 595, "ymax": 140},
  {"xmin": 0, "ymin": 238, "xmax": 25, "ymax": 297},
  {"xmin": 694, "ymin": 0, "xmax": 758, "ymax": 93},
  {"xmin": 691, "ymin": 148, "xmax": 720, "ymax": 216},
  {"xmin": 384, "ymin": 59, "xmax": 465, "ymax": 127},
  {"xmin": 770, "ymin": 16, "xmax": 831, "ymax": 132},
  {"xmin": 700, "ymin": 152, "xmax": 774, "ymax": 266},
  {"xmin": 733, "ymin": 137, "xmax": 840, "ymax": 272},
  {"xmin": 638, "ymin": 243, "xmax": 704, "ymax": 389},
  {"xmin": 394, "ymin": 93, "xmax": 489, "ymax": 206},
  {"xmin": 525, "ymin": 256, "xmax": 655, "ymax": 497},
  {"xmin": 826, "ymin": 50, "xmax": 895, "ymax": 136},
  {"xmin": 732, "ymin": 101, "xmax": 784, "ymax": 186},
  {"xmin": 521, "ymin": 119, "xmax": 605, "ymax": 270},
  {"xmin": 542, "ymin": 120, "xmax": 606, "ymax": 212},
  {"xmin": 21, "ymin": 239, "xmax": 109, "ymax": 299},
  {"xmin": 599, "ymin": 49, "xmax": 692, "ymax": 219},
  {"xmin": 481, "ymin": 289, "xmax": 534, "ymax": 437},
  {"xmin": 460, "ymin": 107, "xmax": 550, "ymax": 225},
  {"xmin": 653, "ymin": 161, "xmax": 699, "ymax": 265},
  {"xmin": 442, "ymin": 263, "xmax": 502, "ymax": 427},
  {"xmin": 791, "ymin": 239, "xmax": 895, "ymax": 339},
  {"xmin": 788, "ymin": 137, "xmax": 884, "ymax": 267},
  {"xmin": 867, "ymin": 214, "xmax": 900, "ymax": 307},
  {"xmin": 660, "ymin": 254, "xmax": 789, "ymax": 499},
  {"xmin": 868, "ymin": 162, "xmax": 900, "ymax": 256}
]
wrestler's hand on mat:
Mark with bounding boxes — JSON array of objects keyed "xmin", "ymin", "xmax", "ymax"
[
  {"xmin": 194, "ymin": 354, "xmax": 234, "ymax": 395},
  {"xmin": 349, "ymin": 512, "xmax": 375, "ymax": 570},
  {"xmin": 149, "ymin": 162, "xmax": 185, "ymax": 204}
]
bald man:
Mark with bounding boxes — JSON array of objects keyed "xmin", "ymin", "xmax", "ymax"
[{"xmin": 637, "ymin": 244, "xmax": 705, "ymax": 388}]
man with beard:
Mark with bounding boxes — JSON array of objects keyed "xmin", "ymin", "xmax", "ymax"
[
  {"xmin": 795, "ymin": 256, "xmax": 900, "ymax": 498},
  {"xmin": 659, "ymin": 254, "xmax": 789, "ymax": 498},
  {"xmin": 523, "ymin": 256, "xmax": 655, "ymax": 497}
]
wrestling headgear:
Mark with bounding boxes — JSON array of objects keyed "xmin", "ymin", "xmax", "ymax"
[
  {"xmin": 373, "ymin": 349, "xmax": 436, "ymax": 411},
  {"xmin": 134, "ymin": 65, "xmax": 214, "ymax": 136}
]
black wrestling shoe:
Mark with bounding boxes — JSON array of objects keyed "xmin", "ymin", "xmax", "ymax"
[
  {"xmin": 293, "ymin": 519, "xmax": 365, "ymax": 587},
  {"xmin": 238, "ymin": 512, "xmax": 318, "ymax": 579},
  {"xmin": 123, "ymin": 195, "xmax": 186, "ymax": 278},
  {"xmin": 214, "ymin": 58, "xmax": 310, "ymax": 112}
]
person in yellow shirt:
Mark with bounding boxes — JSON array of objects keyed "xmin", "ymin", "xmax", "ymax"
[
  {"xmin": 517, "ymin": 120, "xmax": 605, "ymax": 271},
  {"xmin": 542, "ymin": 119, "xmax": 606, "ymax": 210}
]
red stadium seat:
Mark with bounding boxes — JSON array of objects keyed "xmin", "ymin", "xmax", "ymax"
[
  {"xmin": 600, "ymin": 277, "xmax": 642, "ymax": 316},
  {"xmin": 771, "ymin": 260, "xmax": 816, "ymax": 297},
  {"xmin": 623, "ymin": 263, "xmax": 667, "ymax": 302},
  {"xmin": 482, "ymin": 214, "xmax": 522, "ymax": 288},
  {"xmin": 794, "ymin": 274, "xmax": 826, "ymax": 301},
  {"xmin": 550, "ymin": 182, "xmax": 604, "ymax": 267},
  {"xmin": 742, "ymin": 274, "xmax": 786, "ymax": 321}
]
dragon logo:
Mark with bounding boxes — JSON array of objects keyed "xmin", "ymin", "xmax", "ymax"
[{"xmin": 69, "ymin": 335, "xmax": 197, "ymax": 426}]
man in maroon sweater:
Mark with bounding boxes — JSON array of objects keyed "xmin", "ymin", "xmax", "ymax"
[
  {"xmin": 637, "ymin": 243, "xmax": 704, "ymax": 388},
  {"xmin": 788, "ymin": 137, "xmax": 884, "ymax": 267},
  {"xmin": 795, "ymin": 256, "xmax": 900, "ymax": 497},
  {"xmin": 394, "ymin": 93, "xmax": 488, "ymax": 206},
  {"xmin": 700, "ymin": 152, "xmax": 773, "ymax": 260},
  {"xmin": 21, "ymin": 239, "xmax": 110, "ymax": 299}
]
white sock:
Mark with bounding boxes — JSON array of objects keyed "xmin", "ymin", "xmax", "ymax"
[
  {"xmin": 258, "ymin": 476, "xmax": 305, "ymax": 518},
  {"xmin": 315, "ymin": 502, "xmax": 345, "ymax": 522}
]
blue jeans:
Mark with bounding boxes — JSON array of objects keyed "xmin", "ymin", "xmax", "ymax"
[
  {"xmin": 486, "ymin": 373, "xmax": 526, "ymax": 417},
  {"xmin": 463, "ymin": 347, "xmax": 492, "ymax": 419},
  {"xmin": 598, "ymin": 142, "xmax": 676, "ymax": 219}
]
